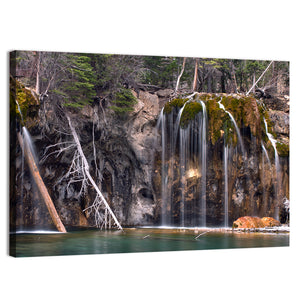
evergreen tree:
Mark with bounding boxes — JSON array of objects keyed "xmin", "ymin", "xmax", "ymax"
[{"xmin": 60, "ymin": 54, "xmax": 96, "ymax": 108}]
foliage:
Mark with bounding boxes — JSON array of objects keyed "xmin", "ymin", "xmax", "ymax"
[
  {"xmin": 143, "ymin": 56, "xmax": 180, "ymax": 88},
  {"xmin": 110, "ymin": 88, "xmax": 137, "ymax": 115},
  {"xmin": 12, "ymin": 51, "xmax": 290, "ymax": 117},
  {"xmin": 61, "ymin": 54, "xmax": 96, "ymax": 108}
]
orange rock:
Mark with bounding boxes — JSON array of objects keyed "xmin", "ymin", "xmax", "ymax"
[
  {"xmin": 233, "ymin": 216, "xmax": 281, "ymax": 228},
  {"xmin": 233, "ymin": 216, "xmax": 265, "ymax": 228},
  {"xmin": 261, "ymin": 217, "xmax": 281, "ymax": 227}
]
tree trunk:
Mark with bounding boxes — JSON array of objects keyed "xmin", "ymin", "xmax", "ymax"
[
  {"xmin": 207, "ymin": 71, "xmax": 212, "ymax": 93},
  {"xmin": 192, "ymin": 58, "xmax": 199, "ymax": 91},
  {"xmin": 229, "ymin": 60, "xmax": 237, "ymax": 93},
  {"xmin": 66, "ymin": 115, "xmax": 123, "ymax": 231},
  {"xmin": 35, "ymin": 52, "xmax": 40, "ymax": 95},
  {"xmin": 17, "ymin": 131, "xmax": 67, "ymax": 233},
  {"xmin": 272, "ymin": 61, "xmax": 278, "ymax": 93},
  {"xmin": 175, "ymin": 57, "xmax": 186, "ymax": 93}
]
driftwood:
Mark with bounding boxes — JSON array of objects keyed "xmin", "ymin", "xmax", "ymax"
[
  {"xmin": 17, "ymin": 131, "xmax": 67, "ymax": 233},
  {"xmin": 66, "ymin": 115, "xmax": 123, "ymax": 231}
]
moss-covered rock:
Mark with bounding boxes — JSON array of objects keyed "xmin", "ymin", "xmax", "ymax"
[
  {"xmin": 10, "ymin": 76, "xmax": 39, "ymax": 126},
  {"xmin": 276, "ymin": 142, "xmax": 289, "ymax": 157},
  {"xmin": 180, "ymin": 102, "xmax": 203, "ymax": 128},
  {"xmin": 206, "ymin": 98, "xmax": 227, "ymax": 145},
  {"xmin": 163, "ymin": 97, "xmax": 189, "ymax": 114},
  {"xmin": 162, "ymin": 92, "xmax": 287, "ymax": 152}
]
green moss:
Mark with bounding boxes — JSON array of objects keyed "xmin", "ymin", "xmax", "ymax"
[
  {"xmin": 162, "ymin": 92, "xmax": 283, "ymax": 150},
  {"xmin": 257, "ymin": 103, "xmax": 277, "ymax": 142},
  {"xmin": 206, "ymin": 98, "xmax": 227, "ymax": 145},
  {"xmin": 276, "ymin": 142, "xmax": 289, "ymax": 157},
  {"xmin": 10, "ymin": 76, "xmax": 39, "ymax": 125},
  {"xmin": 223, "ymin": 115, "xmax": 237, "ymax": 145},
  {"xmin": 198, "ymin": 93, "xmax": 213, "ymax": 101},
  {"xmin": 180, "ymin": 102, "xmax": 203, "ymax": 128},
  {"xmin": 163, "ymin": 97, "xmax": 189, "ymax": 114}
]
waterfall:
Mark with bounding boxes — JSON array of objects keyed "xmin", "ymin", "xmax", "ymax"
[
  {"xmin": 159, "ymin": 98, "xmax": 208, "ymax": 227},
  {"xmin": 261, "ymin": 142, "xmax": 272, "ymax": 216},
  {"xmin": 217, "ymin": 98, "xmax": 245, "ymax": 155},
  {"xmin": 223, "ymin": 144, "xmax": 229, "ymax": 228},
  {"xmin": 157, "ymin": 109, "xmax": 168, "ymax": 226},
  {"xmin": 218, "ymin": 98, "xmax": 247, "ymax": 226},
  {"xmin": 20, "ymin": 134, "xmax": 25, "ymax": 230},
  {"xmin": 198, "ymin": 100, "xmax": 207, "ymax": 227},
  {"xmin": 261, "ymin": 143, "xmax": 271, "ymax": 166},
  {"xmin": 22, "ymin": 127, "xmax": 39, "ymax": 167},
  {"xmin": 158, "ymin": 94, "xmax": 285, "ymax": 228},
  {"xmin": 179, "ymin": 126, "xmax": 187, "ymax": 226},
  {"xmin": 16, "ymin": 100, "xmax": 24, "ymax": 123},
  {"xmin": 263, "ymin": 118, "xmax": 281, "ymax": 220}
]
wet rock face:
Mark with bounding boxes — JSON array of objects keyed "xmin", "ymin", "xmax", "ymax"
[
  {"xmin": 268, "ymin": 110, "xmax": 289, "ymax": 136},
  {"xmin": 152, "ymin": 93, "xmax": 290, "ymax": 227},
  {"xmin": 12, "ymin": 91, "xmax": 289, "ymax": 229},
  {"xmin": 13, "ymin": 90, "xmax": 162, "ymax": 229}
]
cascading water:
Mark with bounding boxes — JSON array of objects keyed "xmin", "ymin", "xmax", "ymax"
[
  {"xmin": 22, "ymin": 127, "xmax": 39, "ymax": 167},
  {"xmin": 217, "ymin": 98, "xmax": 248, "ymax": 226},
  {"xmin": 159, "ymin": 97, "xmax": 208, "ymax": 227},
  {"xmin": 223, "ymin": 144, "xmax": 229, "ymax": 228},
  {"xmin": 157, "ymin": 109, "xmax": 168, "ymax": 226},
  {"xmin": 16, "ymin": 125, "xmax": 41, "ymax": 230},
  {"xmin": 158, "ymin": 94, "xmax": 287, "ymax": 228},
  {"xmin": 263, "ymin": 118, "xmax": 281, "ymax": 220},
  {"xmin": 217, "ymin": 98, "xmax": 245, "ymax": 155},
  {"xmin": 198, "ymin": 100, "xmax": 207, "ymax": 227},
  {"xmin": 261, "ymin": 142, "xmax": 272, "ymax": 216}
]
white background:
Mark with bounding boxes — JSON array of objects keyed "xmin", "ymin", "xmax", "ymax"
[{"xmin": 1, "ymin": 1, "xmax": 299, "ymax": 299}]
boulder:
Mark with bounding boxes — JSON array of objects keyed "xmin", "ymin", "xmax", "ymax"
[
  {"xmin": 233, "ymin": 216, "xmax": 281, "ymax": 228},
  {"xmin": 268, "ymin": 110, "xmax": 289, "ymax": 136},
  {"xmin": 156, "ymin": 89, "xmax": 173, "ymax": 98},
  {"xmin": 233, "ymin": 216, "xmax": 264, "ymax": 228},
  {"xmin": 261, "ymin": 217, "xmax": 281, "ymax": 227},
  {"xmin": 263, "ymin": 96, "xmax": 289, "ymax": 113}
]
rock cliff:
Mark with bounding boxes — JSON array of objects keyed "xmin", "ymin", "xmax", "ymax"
[{"xmin": 10, "ymin": 86, "xmax": 290, "ymax": 229}]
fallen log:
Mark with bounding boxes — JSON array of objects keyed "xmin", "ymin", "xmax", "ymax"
[
  {"xmin": 17, "ymin": 131, "xmax": 67, "ymax": 233},
  {"xmin": 66, "ymin": 115, "xmax": 123, "ymax": 231}
]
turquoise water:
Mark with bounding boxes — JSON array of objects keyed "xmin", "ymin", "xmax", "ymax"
[{"xmin": 10, "ymin": 228, "xmax": 289, "ymax": 257}]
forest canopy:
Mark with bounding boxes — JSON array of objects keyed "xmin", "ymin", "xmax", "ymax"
[{"xmin": 10, "ymin": 51, "xmax": 289, "ymax": 115}]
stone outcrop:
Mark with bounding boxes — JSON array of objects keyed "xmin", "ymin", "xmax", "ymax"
[
  {"xmin": 11, "ymin": 89, "xmax": 289, "ymax": 230},
  {"xmin": 233, "ymin": 216, "xmax": 280, "ymax": 228},
  {"xmin": 261, "ymin": 217, "xmax": 281, "ymax": 227}
]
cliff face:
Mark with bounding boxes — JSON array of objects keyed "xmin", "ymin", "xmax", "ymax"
[{"xmin": 11, "ymin": 87, "xmax": 290, "ymax": 229}]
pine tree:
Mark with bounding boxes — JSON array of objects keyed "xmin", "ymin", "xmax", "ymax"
[{"xmin": 60, "ymin": 54, "xmax": 96, "ymax": 108}]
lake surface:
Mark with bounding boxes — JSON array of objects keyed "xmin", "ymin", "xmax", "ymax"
[{"xmin": 9, "ymin": 228, "xmax": 289, "ymax": 257}]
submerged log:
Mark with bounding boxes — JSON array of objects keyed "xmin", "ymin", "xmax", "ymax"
[{"xmin": 17, "ymin": 132, "xmax": 67, "ymax": 233}]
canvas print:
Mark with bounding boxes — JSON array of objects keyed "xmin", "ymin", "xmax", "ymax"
[{"xmin": 9, "ymin": 51, "xmax": 289, "ymax": 257}]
